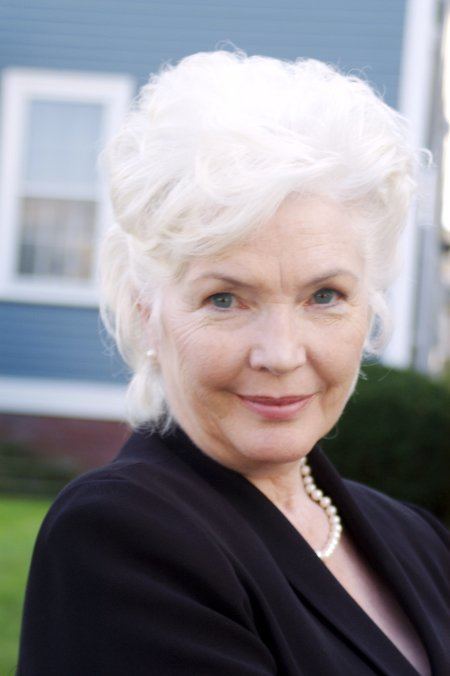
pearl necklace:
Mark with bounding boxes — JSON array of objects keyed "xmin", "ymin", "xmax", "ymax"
[{"xmin": 300, "ymin": 456, "xmax": 342, "ymax": 559}]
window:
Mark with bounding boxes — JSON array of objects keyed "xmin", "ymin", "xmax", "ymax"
[{"xmin": 0, "ymin": 69, "xmax": 134, "ymax": 305}]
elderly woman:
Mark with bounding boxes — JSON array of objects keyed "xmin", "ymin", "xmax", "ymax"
[{"xmin": 18, "ymin": 52, "xmax": 448, "ymax": 676}]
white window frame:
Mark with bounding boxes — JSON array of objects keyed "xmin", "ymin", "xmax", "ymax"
[{"xmin": 0, "ymin": 68, "xmax": 134, "ymax": 307}]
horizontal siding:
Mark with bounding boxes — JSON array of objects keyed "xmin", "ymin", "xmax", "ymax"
[
  {"xmin": 0, "ymin": 0, "xmax": 407, "ymax": 385},
  {"xmin": 0, "ymin": 302, "xmax": 128, "ymax": 383},
  {"xmin": 0, "ymin": 0, "xmax": 407, "ymax": 106}
]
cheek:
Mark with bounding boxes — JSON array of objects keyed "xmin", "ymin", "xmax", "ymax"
[
  {"xmin": 171, "ymin": 328, "xmax": 240, "ymax": 421},
  {"xmin": 311, "ymin": 315, "xmax": 367, "ymax": 385},
  {"xmin": 165, "ymin": 319, "xmax": 240, "ymax": 391},
  {"xmin": 191, "ymin": 350, "xmax": 232, "ymax": 388}
]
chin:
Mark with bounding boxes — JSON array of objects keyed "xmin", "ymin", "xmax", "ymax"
[{"xmin": 230, "ymin": 422, "xmax": 319, "ymax": 464}]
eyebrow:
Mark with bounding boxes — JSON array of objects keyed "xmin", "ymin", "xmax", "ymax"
[{"xmin": 189, "ymin": 268, "xmax": 359, "ymax": 289}]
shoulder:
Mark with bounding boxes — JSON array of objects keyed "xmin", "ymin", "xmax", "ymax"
[
  {"xmin": 19, "ymin": 450, "xmax": 273, "ymax": 673},
  {"xmin": 344, "ymin": 478, "xmax": 449, "ymax": 541},
  {"xmin": 343, "ymin": 479, "xmax": 448, "ymax": 536},
  {"xmin": 37, "ymin": 462, "xmax": 220, "ymax": 566},
  {"xmin": 27, "ymin": 462, "xmax": 250, "ymax": 624},
  {"xmin": 40, "ymin": 429, "xmax": 200, "ymax": 538},
  {"xmin": 343, "ymin": 478, "xmax": 449, "ymax": 574}
]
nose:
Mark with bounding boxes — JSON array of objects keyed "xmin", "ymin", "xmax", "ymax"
[{"xmin": 249, "ymin": 305, "xmax": 307, "ymax": 375}]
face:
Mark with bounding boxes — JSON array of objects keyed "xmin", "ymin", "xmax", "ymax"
[{"xmin": 149, "ymin": 195, "xmax": 370, "ymax": 474}]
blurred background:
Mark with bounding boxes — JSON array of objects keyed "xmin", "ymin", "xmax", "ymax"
[{"xmin": 0, "ymin": 0, "xmax": 449, "ymax": 672}]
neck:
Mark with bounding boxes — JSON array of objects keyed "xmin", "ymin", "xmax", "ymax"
[
  {"xmin": 244, "ymin": 455, "xmax": 342, "ymax": 559},
  {"xmin": 243, "ymin": 458, "xmax": 312, "ymax": 516}
]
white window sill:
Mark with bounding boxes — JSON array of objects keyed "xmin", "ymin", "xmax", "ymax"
[
  {"xmin": 0, "ymin": 376, "xmax": 126, "ymax": 420},
  {"xmin": 0, "ymin": 281, "xmax": 100, "ymax": 308}
]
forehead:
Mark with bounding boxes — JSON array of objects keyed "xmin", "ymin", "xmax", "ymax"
[{"xmin": 183, "ymin": 196, "xmax": 365, "ymax": 285}]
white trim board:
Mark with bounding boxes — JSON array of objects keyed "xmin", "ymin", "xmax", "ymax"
[
  {"xmin": 0, "ymin": 376, "xmax": 126, "ymax": 421},
  {"xmin": 383, "ymin": 0, "xmax": 439, "ymax": 367}
]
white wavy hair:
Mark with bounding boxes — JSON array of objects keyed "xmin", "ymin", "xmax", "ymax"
[{"xmin": 99, "ymin": 49, "xmax": 420, "ymax": 431}]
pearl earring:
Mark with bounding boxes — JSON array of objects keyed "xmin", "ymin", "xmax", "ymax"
[{"xmin": 145, "ymin": 349, "xmax": 158, "ymax": 365}]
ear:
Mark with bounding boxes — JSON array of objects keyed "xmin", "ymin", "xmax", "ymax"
[
  {"xmin": 136, "ymin": 300, "xmax": 160, "ymax": 354},
  {"xmin": 136, "ymin": 300, "xmax": 151, "ymax": 324}
]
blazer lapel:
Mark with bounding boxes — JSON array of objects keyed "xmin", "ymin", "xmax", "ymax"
[
  {"xmin": 308, "ymin": 447, "xmax": 447, "ymax": 675},
  {"xmin": 215, "ymin": 448, "xmax": 421, "ymax": 676}
]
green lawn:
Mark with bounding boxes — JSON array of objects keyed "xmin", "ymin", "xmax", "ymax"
[{"xmin": 0, "ymin": 496, "xmax": 50, "ymax": 676}]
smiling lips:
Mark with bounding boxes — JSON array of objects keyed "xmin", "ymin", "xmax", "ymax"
[{"xmin": 237, "ymin": 394, "xmax": 315, "ymax": 420}]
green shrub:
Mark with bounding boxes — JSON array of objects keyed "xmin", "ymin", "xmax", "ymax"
[
  {"xmin": 0, "ymin": 442, "xmax": 78, "ymax": 498},
  {"xmin": 321, "ymin": 364, "xmax": 450, "ymax": 522}
]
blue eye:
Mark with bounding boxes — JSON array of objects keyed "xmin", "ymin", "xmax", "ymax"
[
  {"xmin": 209, "ymin": 292, "xmax": 235, "ymax": 309},
  {"xmin": 312, "ymin": 288, "xmax": 339, "ymax": 305}
]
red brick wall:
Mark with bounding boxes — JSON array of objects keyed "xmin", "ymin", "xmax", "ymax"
[{"xmin": 0, "ymin": 413, "xmax": 131, "ymax": 470}]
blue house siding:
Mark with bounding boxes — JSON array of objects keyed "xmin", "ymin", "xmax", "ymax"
[
  {"xmin": 0, "ymin": 0, "xmax": 406, "ymax": 104},
  {"xmin": 0, "ymin": 303, "xmax": 127, "ymax": 383},
  {"xmin": 0, "ymin": 0, "xmax": 407, "ymax": 389}
]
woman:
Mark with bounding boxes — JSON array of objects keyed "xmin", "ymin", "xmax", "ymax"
[{"xmin": 18, "ymin": 51, "xmax": 449, "ymax": 675}]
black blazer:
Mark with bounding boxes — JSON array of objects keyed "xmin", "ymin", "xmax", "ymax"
[{"xmin": 18, "ymin": 426, "xmax": 449, "ymax": 675}]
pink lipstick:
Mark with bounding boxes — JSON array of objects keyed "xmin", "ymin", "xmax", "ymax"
[{"xmin": 237, "ymin": 394, "xmax": 314, "ymax": 420}]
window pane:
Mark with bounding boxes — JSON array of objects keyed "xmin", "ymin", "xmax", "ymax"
[
  {"xmin": 23, "ymin": 100, "xmax": 103, "ymax": 191},
  {"xmin": 18, "ymin": 197, "xmax": 96, "ymax": 280}
]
